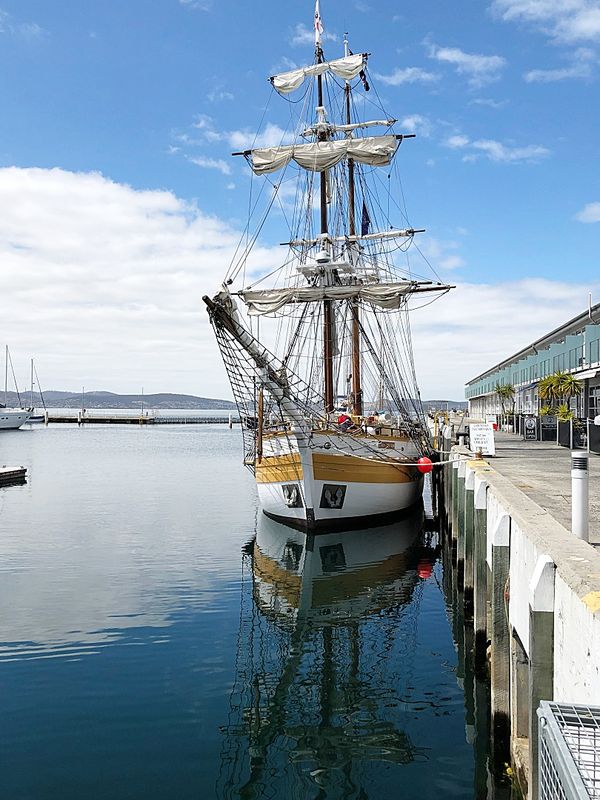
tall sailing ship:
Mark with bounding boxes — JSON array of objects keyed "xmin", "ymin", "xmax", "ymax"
[{"xmin": 204, "ymin": 3, "xmax": 453, "ymax": 531}]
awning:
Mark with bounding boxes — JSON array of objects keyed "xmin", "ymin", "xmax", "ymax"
[{"xmin": 575, "ymin": 369, "xmax": 598, "ymax": 380}]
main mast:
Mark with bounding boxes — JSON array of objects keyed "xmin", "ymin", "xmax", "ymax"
[
  {"xmin": 315, "ymin": 2, "xmax": 335, "ymax": 414},
  {"xmin": 344, "ymin": 33, "xmax": 363, "ymax": 417}
]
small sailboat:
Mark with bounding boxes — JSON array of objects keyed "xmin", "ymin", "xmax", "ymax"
[
  {"xmin": 0, "ymin": 346, "xmax": 32, "ymax": 430},
  {"xmin": 205, "ymin": 2, "xmax": 453, "ymax": 530},
  {"xmin": 25, "ymin": 359, "xmax": 46, "ymax": 423}
]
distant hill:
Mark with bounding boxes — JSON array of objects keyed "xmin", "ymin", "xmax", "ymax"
[
  {"xmin": 0, "ymin": 390, "xmax": 236, "ymax": 410},
  {"xmin": 422, "ymin": 400, "xmax": 468, "ymax": 412},
  {"xmin": 1, "ymin": 389, "xmax": 465, "ymax": 413}
]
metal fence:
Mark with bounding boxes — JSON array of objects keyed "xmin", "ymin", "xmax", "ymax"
[{"xmin": 538, "ymin": 702, "xmax": 600, "ymax": 800}]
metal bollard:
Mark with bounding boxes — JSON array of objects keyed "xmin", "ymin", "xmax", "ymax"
[{"xmin": 571, "ymin": 451, "xmax": 589, "ymax": 541}]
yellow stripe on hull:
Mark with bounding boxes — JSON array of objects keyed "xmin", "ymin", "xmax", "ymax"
[
  {"xmin": 312, "ymin": 452, "xmax": 418, "ymax": 484},
  {"xmin": 255, "ymin": 453, "xmax": 303, "ymax": 484},
  {"xmin": 256, "ymin": 451, "xmax": 419, "ymax": 486}
]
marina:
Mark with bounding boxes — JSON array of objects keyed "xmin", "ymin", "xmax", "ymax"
[
  {"xmin": 38, "ymin": 412, "xmax": 240, "ymax": 425},
  {"xmin": 0, "ymin": 465, "xmax": 27, "ymax": 486},
  {"xmin": 439, "ymin": 423, "xmax": 600, "ymax": 799},
  {"xmin": 1, "ymin": 0, "xmax": 598, "ymax": 797},
  {"xmin": 0, "ymin": 422, "xmax": 510, "ymax": 800}
]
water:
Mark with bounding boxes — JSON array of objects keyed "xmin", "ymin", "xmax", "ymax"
[{"xmin": 0, "ymin": 424, "xmax": 489, "ymax": 799}]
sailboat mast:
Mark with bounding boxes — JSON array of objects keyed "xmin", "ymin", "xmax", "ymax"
[
  {"xmin": 4, "ymin": 345, "xmax": 7, "ymax": 407},
  {"xmin": 344, "ymin": 34, "xmax": 363, "ymax": 417},
  {"xmin": 316, "ymin": 6, "xmax": 334, "ymax": 414},
  {"xmin": 30, "ymin": 358, "xmax": 34, "ymax": 408}
]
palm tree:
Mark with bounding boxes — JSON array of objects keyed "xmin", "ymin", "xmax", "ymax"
[
  {"xmin": 537, "ymin": 372, "xmax": 582, "ymax": 416},
  {"xmin": 538, "ymin": 375, "xmax": 559, "ymax": 408},
  {"xmin": 495, "ymin": 382, "xmax": 515, "ymax": 415},
  {"xmin": 556, "ymin": 372, "xmax": 582, "ymax": 404}
]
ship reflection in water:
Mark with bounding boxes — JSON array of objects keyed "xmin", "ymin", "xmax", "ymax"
[{"xmin": 218, "ymin": 505, "xmax": 451, "ymax": 799}]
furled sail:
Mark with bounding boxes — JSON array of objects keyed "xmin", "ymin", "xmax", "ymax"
[
  {"xmin": 285, "ymin": 228, "xmax": 423, "ymax": 247},
  {"xmin": 301, "ymin": 119, "xmax": 396, "ymax": 137},
  {"xmin": 270, "ymin": 53, "xmax": 366, "ymax": 94},
  {"xmin": 240, "ymin": 282, "xmax": 451, "ymax": 315},
  {"xmin": 247, "ymin": 135, "xmax": 400, "ymax": 175}
]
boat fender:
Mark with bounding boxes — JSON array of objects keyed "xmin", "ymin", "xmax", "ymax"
[{"xmin": 417, "ymin": 456, "xmax": 433, "ymax": 474}]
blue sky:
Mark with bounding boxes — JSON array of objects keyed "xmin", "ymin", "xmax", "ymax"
[{"xmin": 0, "ymin": 0, "xmax": 599, "ymax": 399}]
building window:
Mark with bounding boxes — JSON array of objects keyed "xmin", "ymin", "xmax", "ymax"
[{"xmin": 589, "ymin": 387, "xmax": 600, "ymax": 418}]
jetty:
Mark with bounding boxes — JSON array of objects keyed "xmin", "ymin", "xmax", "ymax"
[
  {"xmin": 0, "ymin": 466, "xmax": 27, "ymax": 486},
  {"xmin": 437, "ymin": 423, "xmax": 600, "ymax": 799},
  {"xmin": 42, "ymin": 413, "xmax": 240, "ymax": 425}
]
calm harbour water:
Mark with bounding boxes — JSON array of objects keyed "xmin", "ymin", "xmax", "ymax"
[{"xmin": 0, "ymin": 423, "xmax": 489, "ymax": 799}]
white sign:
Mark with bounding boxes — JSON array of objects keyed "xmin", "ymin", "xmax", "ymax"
[
  {"xmin": 485, "ymin": 414, "xmax": 497, "ymax": 425},
  {"xmin": 469, "ymin": 422, "xmax": 496, "ymax": 456}
]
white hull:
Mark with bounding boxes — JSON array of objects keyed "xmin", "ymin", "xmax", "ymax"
[
  {"xmin": 0, "ymin": 410, "xmax": 32, "ymax": 430},
  {"xmin": 258, "ymin": 476, "xmax": 423, "ymax": 529},
  {"xmin": 256, "ymin": 431, "xmax": 423, "ymax": 531}
]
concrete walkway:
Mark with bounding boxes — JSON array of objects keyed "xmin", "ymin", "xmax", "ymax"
[{"xmin": 487, "ymin": 432, "xmax": 600, "ymax": 545}]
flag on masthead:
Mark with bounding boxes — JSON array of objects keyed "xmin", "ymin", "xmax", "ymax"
[{"xmin": 314, "ymin": 0, "xmax": 323, "ymax": 46}]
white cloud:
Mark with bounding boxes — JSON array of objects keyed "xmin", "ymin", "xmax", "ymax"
[
  {"xmin": 0, "ymin": 8, "xmax": 45, "ymax": 39},
  {"xmin": 470, "ymin": 97, "xmax": 508, "ymax": 108},
  {"xmin": 207, "ymin": 89, "xmax": 234, "ymax": 103},
  {"xmin": 575, "ymin": 201, "xmax": 600, "ymax": 222},
  {"xmin": 374, "ymin": 66, "xmax": 440, "ymax": 85},
  {"xmin": 445, "ymin": 134, "xmax": 470, "ymax": 148},
  {"xmin": 410, "ymin": 279, "xmax": 600, "ymax": 399},
  {"xmin": 439, "ymin": 255, "xmax": 465, "ymax": 270},
  {"xmin": 0, "ymin": 167, "xmax": 280, "ymax": 397},
  {"xmin": 179, "ymin": 0, "xmax": 211, "ymax": 10},
  {"xmin": 399, "ymin": 114, "xmax": 432, "ymax": 137},
  {"xmin": 188, "ymin": 155, "xmax": 232, "ymax": 175},
  {"xmin": 444, "ymin": 134, "xmax": 550, "ymax": 163},
  {"xmin": 227, "ymin": 122, "xmax": 291, "ymax": 151},
  {"xmin": 418, "ymin": 236, "xmax": 465, "ymax": 273},
  {"xmin": 470, "ymin": 139, "xmax": 550, "ymax": 162},
  {"xmin": 291, "ymin": 22, "xmax": 337, "ymax": 46},
  {"xmin": 4, "ymin": 168, "xmax": 594, "ymax": 404},
  {"xmin": 491, "ymin": 0, "xmax": 600, "ymax": 43},
  {"xmin": 191, "ymin": 114, "xmax": 221, "ymax": 142},
  {"xmin": 427, "ymin": 42, "xmax": 507, "ymax": 87},
  {"xmin": 524, "ymin": 47, "xmax": 596, "ymax": 81},
  {"xmin": 525, "ymin": 63, "xmax": 591, "ymax": 81}
]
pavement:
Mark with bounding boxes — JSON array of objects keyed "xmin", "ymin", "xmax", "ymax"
[{"xmin": 486, "ymin": 432, "xmax": 600, "ymax": 545}]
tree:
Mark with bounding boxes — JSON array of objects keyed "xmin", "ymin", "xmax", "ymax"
[
  {"xmin": 556, "ymin": 372, "xmax": 582, "ymax": 404},
  {"xmin": 538, "ymin": 371, "xmax": 582, "ymax": 415},
  {"xmin": 495, "ymin": 382, "xmax": 515, "ymax": 415}
]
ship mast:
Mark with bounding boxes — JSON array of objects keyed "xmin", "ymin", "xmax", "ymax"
[
  {"xmin": 316, "ymin": 3, "xmax": 335, "ymax": 414},
  {"xmin": 344, "ymin": 33, "xmax": 363, "ymax": 417}
]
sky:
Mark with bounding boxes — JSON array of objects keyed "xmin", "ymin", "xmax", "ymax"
[{"xmin": 0, "ymin": 0, "xmax": 599, "ymax": 401}]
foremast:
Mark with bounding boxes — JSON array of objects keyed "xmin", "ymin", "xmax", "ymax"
[
  {"xmin": 344, "ymin": 32, "xmax": 363, "ymax": 417},
  {"xmin": 315, "ymin": 16, "xmax": 335, "ymax": 414}
]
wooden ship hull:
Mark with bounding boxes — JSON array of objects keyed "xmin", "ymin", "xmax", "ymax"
[{"xmin": 256, "ymin": 430, "xmax": 422, "ymax": 530}]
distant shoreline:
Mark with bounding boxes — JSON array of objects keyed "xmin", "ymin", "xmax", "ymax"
[
  {"xmin": 1, "ymin": 390, "xmax": 237, "ymax": 411},
  {"xmin": 2, "ymin": 389, "xmax": 466, "ymax": 412}
]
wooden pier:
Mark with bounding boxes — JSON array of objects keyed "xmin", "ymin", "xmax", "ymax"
[
  {"xmin": 0, "ymin": 466, "xmax": 27, "ymax": 486},
  {"xmin": 43, "ymin": 413, "xmax": 240, "ymax": 425}
]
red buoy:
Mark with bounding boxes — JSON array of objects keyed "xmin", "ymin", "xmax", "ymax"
[
  {"xmin": 417, "ymin": 456, "xmax": 433, "ymax": 474},
  {"xmin": 417, "ymin": 559, "xmax": 433, "ymax": 579}
]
